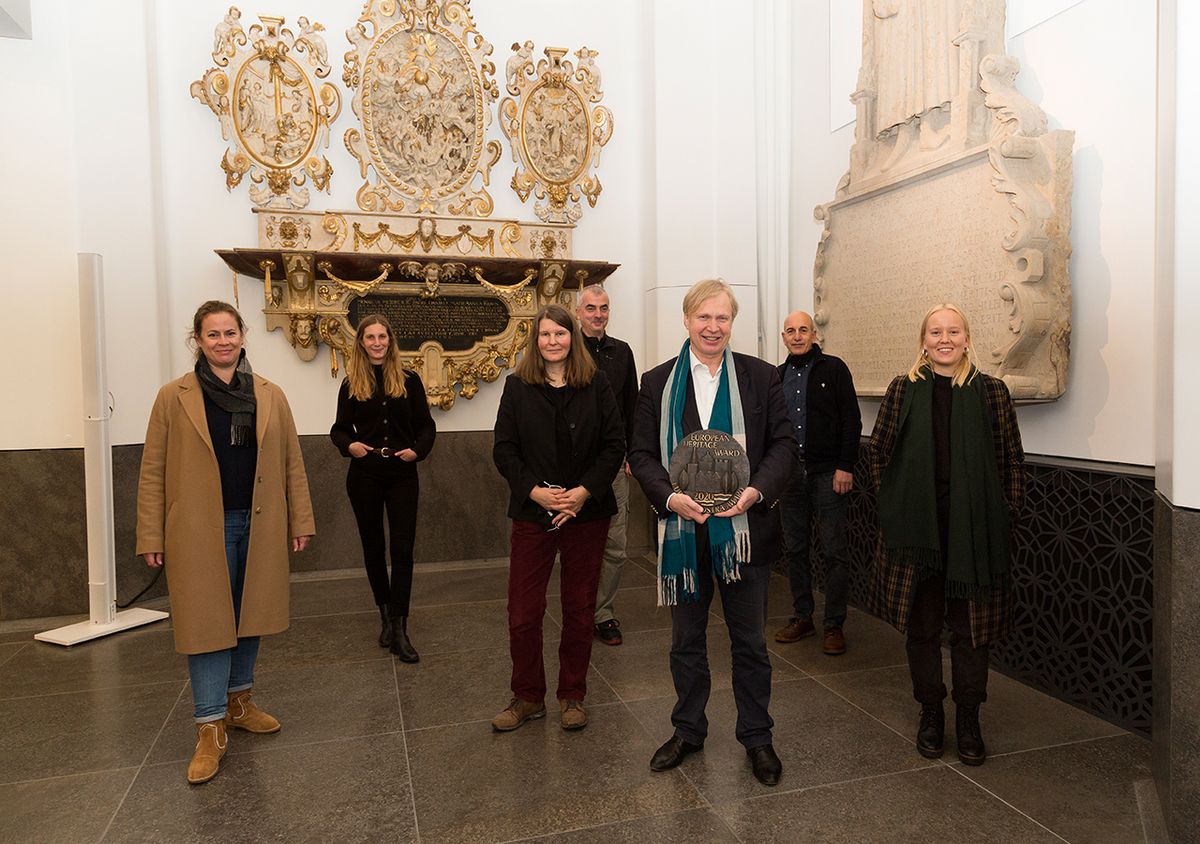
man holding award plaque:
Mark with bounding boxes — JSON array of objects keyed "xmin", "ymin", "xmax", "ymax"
[{"xmin": 629, "ymin": 279, "xmax": 796, "ymax": 787}]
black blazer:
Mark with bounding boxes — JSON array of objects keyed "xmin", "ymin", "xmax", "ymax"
[
  {"xmin": 629, "ymin": 351, "xmax": 798, "ymax": 566},
  {"xmin": 492, "ymin": 371, "xmax": 626, "ymax": 523},
  {"xmin": 329, "ymin": 368, "xmax": 437, "ymax": 474}
]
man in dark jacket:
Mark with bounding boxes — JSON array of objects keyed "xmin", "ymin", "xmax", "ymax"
[
  {"xmin": 772, "ymin": 311, "xmax": 862, "ymax": 655},
  {"xmin": 576, "ymin": 285, "xmax": 639, "ymax": 646},
  {"xmin": 629, "ymin": 279, "xmax": 796, "ymax": 787}
]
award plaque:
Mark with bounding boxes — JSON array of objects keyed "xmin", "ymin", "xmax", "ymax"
[{"xmin": 669, "ymin": 430, "xmax": 751, "ymax": 514}]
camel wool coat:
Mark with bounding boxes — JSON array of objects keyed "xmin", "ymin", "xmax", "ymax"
[{"xmin": 136, "ymin": 372, "xmax": 316, "ymax": 655}]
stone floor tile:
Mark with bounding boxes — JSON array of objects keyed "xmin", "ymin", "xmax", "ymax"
[
  {"xmin": 0, "ymin": 681, "xmax": 182, "ymax": 784},
  {"xmin": 104, "ymin": 733, "xmax": 416, "ymax": 842},
  {"xmin": 715, "ymin": 765, "xmax": 1063, "ymax": 843},
  {"xmin": 766, "ymin": 607, "xmax": 909, "ymax": 678},
  {"xmin": 406, "ymin": 705, "xmax": 704, "ymax": 843},
  {"xmin": 525, "ymin": 807, "xmax": 740, "ymax": 842},
  {"xmin": 411, "ymin": 564, "xmax": 512, "ymax": 607},
  {"xmin": 0, "ymin": 640, "xmax": 27, "ymax": 667},
  {"xmin": 289, "ymin": 575, "xmax": 376, "ymax": 618},
  {"xmin": 548, "ymin": 585, "xmax": 672, "ymax": 635},
  {"xmin": 147, "ymin": 657, "xmax": 402, "ymax": 764},
  {"xmin": 252, "ymin": 610, "xmax": 392, "ymax": 670},
  {"xmin": 820, "ymin": 657, "xmax": 1127, "ymax": 757},
  {"xmin": 626, "ymin": 677, "xmax": 928, "ymax": 804},
  {"xmin": 0, "ymin": 767, "xmax": 138, "ymax": 843},
  {"xmin": 395, "ymin": 642, "xmax": 618, "ymax": 731},
  {"xmin": 960, "ymin": 733, "xmax": 1152, "ymax": 843},
  {"xmin": 587, "ymin": 626, "xmax": 807, "ymax": 703},
  {"xmin": 0, "ymin": 626, "xmax": 183, "ymax": 700},
  {"xmin": 396, "ymin": 598, "xmax": 513, "ymax": 657}
]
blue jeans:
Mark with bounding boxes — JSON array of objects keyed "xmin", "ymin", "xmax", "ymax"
[
  {"xmin": 780, "ymin": 465, "xmax": 850, "ymax": 628},
  {"xmin": 188, "ymin": 509, "xmax": 260, "ymax": 722}
]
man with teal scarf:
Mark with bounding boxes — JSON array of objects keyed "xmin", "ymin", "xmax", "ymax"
[{"xmin": 629, "ymin": 280, "xmax": 797, "ymax": 787}]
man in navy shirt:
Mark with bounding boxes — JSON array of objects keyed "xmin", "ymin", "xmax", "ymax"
[{"xmin": 773, "ymin": 311, "xmax": 862, "ymax": 655}]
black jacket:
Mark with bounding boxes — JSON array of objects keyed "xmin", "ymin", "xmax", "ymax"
[
  {"xmin": 777, "ymin": 345, "xmax": 861, "ymax": 475},
  {"xmin": 629, "ymin": 351, "xmax": 798, "ymax": 566},
  {"xmin": 492, "ymin": 371, "xmax": 626, "ymax": 523},
  {"xmin": 582, "ymin": 333, "xmax": 639, "ymax": 454},
  {"xmin": 329, "ymin": 368, "xmax": 437, "ymax": 474}
]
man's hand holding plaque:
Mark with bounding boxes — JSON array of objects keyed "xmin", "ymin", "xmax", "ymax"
[{"xmin": 668, "ymin": 430, "xmax": 752, "ymax": 520}]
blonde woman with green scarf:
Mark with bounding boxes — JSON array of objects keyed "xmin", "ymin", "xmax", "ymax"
[{"xmin": 867, "ymin": 304, "xmax": 1025, "ymax": 767}]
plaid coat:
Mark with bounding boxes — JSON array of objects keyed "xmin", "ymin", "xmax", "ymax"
[{"xmin": 866, "ymin": 371, "xmax": 1025, "ymax": 646}]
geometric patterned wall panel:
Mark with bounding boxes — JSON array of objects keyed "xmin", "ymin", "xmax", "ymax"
[{"xmin": 800, "ymin": 452, "xmax": 1154, "ymax": 736}]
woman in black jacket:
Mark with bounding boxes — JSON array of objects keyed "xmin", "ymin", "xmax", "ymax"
[
  {"xmin": 331, "ymin": 314, "xmax": 436, "ymax": 662},
  {"xmin": 491, "ymin": 304, "xmax": 625, "ymax": 733}
]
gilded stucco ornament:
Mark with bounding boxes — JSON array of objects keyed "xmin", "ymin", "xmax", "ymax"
[
  {"xmin": 343, "ymin": 0, "xmax": 501, "ymax": 216},
  {"xmin": 192, "ymin": 9, "xmax": 341, "ymax": 209},
  {"xmin": 499, "ymin": 45, "xmax": 613, "ymax": 223}
]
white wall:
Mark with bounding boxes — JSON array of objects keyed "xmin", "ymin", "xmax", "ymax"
[
  {"xmin": 1, "ymin": 0, "xmax": 1163, "ymax": 468},
  {"xmin": 792, "ymin": 0, "xmax": 1158, "ymax": 466}
]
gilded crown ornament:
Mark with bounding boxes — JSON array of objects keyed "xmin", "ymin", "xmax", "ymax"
[
  {"xmin": 191, "ymin": 9, "xmax": 341, "ymax": 209},
  {"xmin": 500, "ymin": 45, "xmax": 613, "ymax": 223}
]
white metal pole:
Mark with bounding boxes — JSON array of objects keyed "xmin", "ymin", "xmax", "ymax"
[{"xmin": 36, "ymin": 254, "xmax": 168, "ymax": 645}]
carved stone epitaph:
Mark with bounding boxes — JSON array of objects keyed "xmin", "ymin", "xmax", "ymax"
[{"xmin": 817, "ymin": 0, "xmax": 1073, "ymax": 400}]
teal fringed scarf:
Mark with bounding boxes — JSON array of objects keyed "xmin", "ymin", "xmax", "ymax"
[
  {"xmin": 877, "ymin": 367, "xmax": 1011, "ymax": 599},
  {"xmin": 657, "ymin": 342, "xmax": 751, "ymax": 605}
]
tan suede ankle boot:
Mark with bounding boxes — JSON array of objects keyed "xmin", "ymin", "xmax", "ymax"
[
  {"xmin": 187, "ymin": 721, "xmax": 228, "ymax": 784},
  {"xmin": 225, "ymin": 689, "xmax": 281, "ymax": 734}
]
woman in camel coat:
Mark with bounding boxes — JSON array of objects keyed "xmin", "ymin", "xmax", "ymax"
[{"xmin": 137, "ymin": 300, "xmax": 315, "ymax": 785}]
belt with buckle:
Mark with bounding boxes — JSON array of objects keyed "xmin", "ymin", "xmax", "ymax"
[{"xmin": 378, "ymin": 447, "xmax": 394, "ymax": 458}]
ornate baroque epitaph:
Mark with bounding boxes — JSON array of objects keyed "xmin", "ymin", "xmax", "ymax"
[
  {"xmin": 815, "ymin": 0, "xmax": 1073, "ymax": 400},
  {"xmin": 192, "ymin": 9, "xmax": 341, "ymax": 209}
]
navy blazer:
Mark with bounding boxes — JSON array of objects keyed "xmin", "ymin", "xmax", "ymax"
[{"xmin": 629, "ymin": 350, "xmax": 797, "ymax": 566}]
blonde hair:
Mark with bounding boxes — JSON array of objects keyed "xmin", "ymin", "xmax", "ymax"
[
  {"xmin": 346, "ymin": 314, "xmax": 408, "ymax": 400},
  {"xmin": 906, "ymin": 303, "xmax": 978, "ymax": 387},
  {"xmin": 515, "ymin": 304, "xmax": 597, "ymax": 388},
  {"xmin": 682, "ymin": 278, "xmax": 739, "ymax": 319}
]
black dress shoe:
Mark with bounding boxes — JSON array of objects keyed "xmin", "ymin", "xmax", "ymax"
[
  {"xmin": 916, "ymin": 703, "xmax": 944, "ymax": 759},
  {"xmin": 389, "ymin": 616, "xmax": 419, "ymax": 663},
  {"xmin": 649, "ymin": 736, "xmax": 703, "ymax": 771},
  {"xmin": 747, "ymin": 744, "xmax": 782, "ymax": 786},
  {"xmin": 378, "ymin": 605, "xmax": 391, "ymax": 648}
]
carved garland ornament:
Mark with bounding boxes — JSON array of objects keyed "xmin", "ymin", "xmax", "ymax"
[
  {"xmin": 343, "ymin": 0, "xmax": 502, "ymax": 216},
  {"xmin": 192, "ymin": 9, "xmax": 341, "ymax": 209},
  {"xmin": 500, "ymin": 45, "xmax": 613, "ymax": 223}
]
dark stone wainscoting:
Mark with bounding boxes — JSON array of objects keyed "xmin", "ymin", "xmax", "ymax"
[
  {"xmin": 801, "ymin": 452, "xmax": 1155, "ymax": 736},
  {"xmin": 0, "ymin": 433, "xmax": 507, "ymax": 621}
]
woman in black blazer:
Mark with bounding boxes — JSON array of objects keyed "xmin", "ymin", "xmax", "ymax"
[
  {"xmin": 491, "ymin": 304, "xmax": 625, "ymax": 733},
  {"xmin": 331, "ymin": 314, "xmax": 436, "ymax": 662}
]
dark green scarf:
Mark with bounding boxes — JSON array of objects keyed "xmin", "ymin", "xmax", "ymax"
[{"xmin": 877, "ymin": 367, "xmax": 1010, "ymax": 599}]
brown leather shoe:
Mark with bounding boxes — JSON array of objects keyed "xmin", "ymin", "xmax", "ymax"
[
  {"xmin": 822, "ymin": 626, "xmax": 846, "ymax": 655},
  {"xmin": 225, "ymin": 689, "xmax": 281, "ymax": 734},
  {"xmin": 187, "ymin": 721, "xmax": 228, "ymax": 784},
  {"xmin": 774, "ymin": 617, "xmax": 815, "ymax": 643},
  {"xmin": 559, "ymin": 699, "xmax": 588, "ymax": 730},
  {"xmin": 491, "ymin": 697, "xmax": 546, "ymax": 732}
]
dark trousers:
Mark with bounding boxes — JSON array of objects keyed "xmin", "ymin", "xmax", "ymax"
[
  {"xmin": 906, "ymin": 574, "xmax": 989, "ymax": 706},
  {"xmin": 507, "ymin": 517, "xmax": 609, "ymax": 703},
  {"xmin": 780, "ymin": 464, "xmax": 850, "ymax": 627},
  {"xmin": 346, "ymin": 463, "xmax": 419, "ymax": 615},
  {"xmin": 670, "ymin": 526, "xmax": 773, "ymax": 749}
]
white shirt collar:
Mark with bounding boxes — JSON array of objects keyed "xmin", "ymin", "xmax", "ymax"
[{"xmin": 688, "ymin": 346, "xmax": 723, "ymax": 379}]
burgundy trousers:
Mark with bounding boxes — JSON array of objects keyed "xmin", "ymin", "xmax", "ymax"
[{"xmin": 507, "ymin": 517, "xmax": 610, "ymax": 703}]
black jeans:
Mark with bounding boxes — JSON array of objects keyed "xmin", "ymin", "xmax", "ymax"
[
  {"xmin": 906, "ymin": 574, "xmax": 989, "ymax": 706},
  {"xmin": 346, "ymin": 461, "xmax": 419, "ymax": 615},
  {"xmin": 780, "ymin": 465, "xmax": 850, "ymax": 627},
  {"xmin": 669, "ymin": 524, "xmax": 773, "ymax": 749}
]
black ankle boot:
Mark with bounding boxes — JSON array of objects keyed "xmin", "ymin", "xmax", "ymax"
[
  {"xmin": 378, "ymin": 605, "xmax": 391, "ymax": 648},
  {"xmin": 390, "ymin": 615, "xmax": 419, "ymax": 663},
  {"xmin": 956, "ymin": 703, "xmax": 986, "ymax": 766},
  {"xmin": 916, "ymin": 703, "xmax": 944, "ymax": 759}
]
